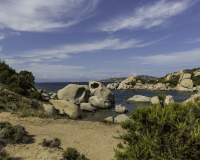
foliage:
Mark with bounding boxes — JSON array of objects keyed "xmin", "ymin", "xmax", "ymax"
[
  {"xmin": 117, "ymin": 142, "xmax": 123, "ymax": 149},
  {"xmin": 40, "ymin": 138, "xmax": 61, "ymax": 148},
  {"xmin": 0, "ymin": 121, "xmax": 29, "ymax": 144},
  {"xmin": 137, "ymin": 78, "xmax": 146, "ymax": 84},
  {"xmin": 114, "ymin": 100, "xmax": 200, "ymax": 160},
  {"xmin": 192, "ymin": 75, "xmax": 200, "ymax": 86},
  {"xmin": 0, "ymin": 60, "xmax": 35, "ymax": 95},
  {"xmin": 164, "ymin": 75, "xmax": 180, "ymax": 87},
  {"xmin": 128, "ymin": 81, "xmax": 136, "ymax": 86},
  {"xmin": 157, "ymin": 93, "xmax": 166, "ymax": 108},
  {"xmin": 61, "ymin": 148, "xmax": 89, "ymax": 160},
  {"xmin": 0, "ymin": 150, "xmax": 12, "ymax": 160},
  {"xmin": 30, "ymin": 91, "xmax": 42, "ymax": 100},
  {"xmin": 194, "ymin": 96, "xmax": 200, "ymax": 103}
]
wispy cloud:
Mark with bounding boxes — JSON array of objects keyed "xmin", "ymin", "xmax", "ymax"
[
  {"xmin": 184, "ymin": 38, "xmax": 200, "ymax": 44},
  {"xmin": 21, "ymin": 37, "xmax": 168, "ymax": 60},
  {"xmin": 131, "ymin": 48, "xmax": 200, "ymax": 65},
  {"xmin": 0, "ymin": 35, "xmax": 5, "ymax": 40},
  {"xmin": 100, "ymin": 0, "xmax": 194, "ymax": 32},
  {"xmin": 0, "ymin": 0, "xmax": 99, "ymax": 32}
]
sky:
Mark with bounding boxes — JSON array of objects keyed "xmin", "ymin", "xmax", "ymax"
[{"xmin": 0, "ymin": 0, "xmax": 200, "ymax": 82}]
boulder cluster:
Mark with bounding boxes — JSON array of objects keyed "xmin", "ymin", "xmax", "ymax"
[
  {"xmin": 107, "ymin": 69, "xmax": 200, "ymax": 92},
  {"xmin": 38, "ymin": 81, "xmax": 115, "ymax": 119}
]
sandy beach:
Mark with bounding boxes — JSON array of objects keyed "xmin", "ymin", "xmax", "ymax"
[{"xmin": 0, "ymin": 112, "xmax": 125, "ymax": 160}]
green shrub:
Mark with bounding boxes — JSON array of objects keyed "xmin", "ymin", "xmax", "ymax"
[
  {"xmin": 30, "ymin": 91, "xmax": 42, "ymax": 100},
  {"xmin": 137, "ymin": 78, "xmax": 146, "ymax": 84},
  {"xmin": 157, "ymin": 93, "xmax": 166, "ymax": 108},
  {"xmin": 117, "ymin": 142, "xmax": 123, "ymax": 149},
  {"xmin": 0, "ymin": 150, "xmax": 12, "ymax": 160},
  {"xmin": 128, "ymin": 81, "xmax": 136, "ymax": 86},
  {"xmin": 114, "ymin": 101, "xmax": 200, "ymax": 160},
  {"xmin": 61, "ymin": 148, "xmax": 89, "ymax": 160},
  {"xmin": 40, "ymin": 138, "xmax": 61, "ymax": 148},
  {"xmin": 164, "ymin": 75, "xmax": 180, "ymax": 87},
  {"xmin": 0, "ymin": 122, "xmax": 29, "ymax": 144}
]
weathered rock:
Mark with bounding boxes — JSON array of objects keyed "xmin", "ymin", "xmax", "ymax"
[
  {"xmin": 127, "ymin": 95, "xmax": 151, "ymax": 103},
  {"xmin": 194, "ymin": 72, "xmax": 200, "ymax": 77},
  {"xmin": 118, "ymin": 75, "xmax": 137, "ymax": 90},
  {"xmin": 42, "ymin": 93, "xmax": 50, "ymax": 101},
  {"xmin": 80, "ymin": 103, "xmax": 96, "ymax": 112},
  {"xmin": 115, "ymin": 104, "xmax": 128, "ymax": 113},
  {"xmin": 107, "ymin": 82, "xmax": 119, "ymax": 90},
  {"xmin": 151, "ymin": 95, "xmax": 174, "ymax": 105},
  {"xmin": 104, "ymin": 116, "xmax": 114, "ymax": 122},
  {"xmin": 43, "ymin": 104, "xmax": 57, "ymax": 115},
  {"xmin": 49, "ymin": 100, "xmax": 82, "ymax": 119},
  {"xmin": 165, "ymin": 72, "xmax": 177, "ymax": 81},
  {"xmin": 114, "ymin": 114, "xmax": 129, "ymax": 123},
  {"xmin": 50, "ymin": 93, "xmax": 57, "ymax": 100},
  {"xmin": 176, "ymin": 70, "xmax": 184, "ymax": 76},
  {"xmin": 183, "ymin": 93, "xmax": 200, "ymax": 104},
  {"xmin": 177, "ymin": 79, "xmax": 193, "ymax": 92},
  {"xmin": 89, "ymin": 81, "xmax": 115, "ymax": 103},
  {"xmin": 153, "ymin": 83, "xmax": 166, "ymax": 91},
  {"xmin": 182, "ymin": 73, "xmax": 191, "ymax": 79},
  {"xmin": 57, "ymin": 84, "xmax": 90, "ymax": 104},
  {"xmin": 89, "ymin": 96, "xmax": 111, "ymax": 108}
]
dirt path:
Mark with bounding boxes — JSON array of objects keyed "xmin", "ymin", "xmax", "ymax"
[{"xmin": 0, "ymin": 112, "xmax": 125, "ymax": 160}]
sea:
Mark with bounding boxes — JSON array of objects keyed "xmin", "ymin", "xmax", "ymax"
[{"xmin": 35, "ymin": 82, "xmax": 195, "ymax": 122}]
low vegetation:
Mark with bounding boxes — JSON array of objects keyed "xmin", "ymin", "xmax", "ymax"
[
  {"xmin": 40, "ymin": 138, "xmax": 61, "ymax": 148},
  {"xmin": 61, "ymin": 147, "xmax": 89, "ymax": 160},
  {"xmin": 114, "ymin": 94, "xmax": 200, "ymax": 159}
]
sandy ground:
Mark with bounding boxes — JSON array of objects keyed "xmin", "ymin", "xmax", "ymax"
[{"xmin": 0, "ymin": 112, "xmax": 126, "ymax": 160}]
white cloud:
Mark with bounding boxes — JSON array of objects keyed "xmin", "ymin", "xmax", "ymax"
[
  {"xmin": 0, "ymin": 0, "xmax": 99, "ymax": 32},
  {"xmin": 185, "ymin": 38, "xmax": 200, "ymax": 44},
  {"xmin": 21, "ymin": 37, "xmax": 168, "ymax": 60},
  {"xmin": 101, "ymin": 0, "xmax": 194, "ymax": 32},
  {"xmin": 0, "ymin": 35, "xmax": 5, "ymax": 40},
  {"xmin": 131, "ymin": 48, "xmax": 200, "ymax": 65}
]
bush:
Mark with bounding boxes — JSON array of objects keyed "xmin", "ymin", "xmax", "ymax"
[
  {"xmin": 30, "ymin": 92, "xmax": 42, "ymax": 100},
  {"xmin": 117, "ymin": 142, "xmax": 123, "ymax": 149},
  {"xmin": 164, "ymin": 75, "xmax": 180, "ymax": 87},
  {"xmin": 0, "ymin": 150, "xmax": 12, "ymax": 160},
  {"xmin": 114, "ymin": 100, "xmax": 200, "ymax": 159},
  {"xmin": 137, "ymin": 78, "xmax": 146, "ymax": 84},
  {"xmin": 157, "ymin": 93, "xmax": 166, "ymax": 108},
  {"xmin": 40, "ymin": 138, "xmax": 61, "ymax": 148},
  {"xmin": 61, "ymin": 148, "xmax": 89, "ymax": 160},
  {"xmin": 0, "ymin": 121, "xmax": 29, "ymax": 144}
]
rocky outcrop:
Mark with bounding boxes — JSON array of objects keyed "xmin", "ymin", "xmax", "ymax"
[
  {"xmin": 43, "ymin": 104, "xmax": 57, "ymax": 115},
  {"xmin": 89, "ymin": 81, "xmax": 115, "ymax": 103},
  {"xmin": 182, "ymin": 93, "xmax": 200, "ymax": 104},
  {"xmin": 194, "ymin": 69, "xmax": 200, "ymax": 76},
  {"xmin": 107, "ymin": 82, "xmax": 119, "ymax": 90},
  {"xmin": 49, "ymin": 100, "xmax": 82, "ymax": 119},
  {"xmin": 104, "ymin": 116, "xmax": 114, "ymax": 122},
  {"xmin": 127, "ymin": 95, "xmax": 151, "ymax": 103},
  {"xmin": 89, "ymin": 96, "xmax": 112, "ymax": 108},
  {"xmin": 57, "ymin": 84, "xmax": 90, "ymax": 104},
  {"xmin": 117, "ymin": 75, "xmax": 137, "ymax": 90},
  {"xmin": 151, "ymin": 95, "xmax": 174, "ymax": 105},
  {"xmin": 115, "ymin": 104, "xmax": 128, "ymax": 113},
  {"xmin": 177, "ymin": 73, "xmax": 193, "ymax": 92},
  {"xmin": 80, "ymin": 103, "xmax": 96, "ymax": 112},
  {"xmin": 114, "ymin": 114, "xmax": 129, "ymax": 123}
]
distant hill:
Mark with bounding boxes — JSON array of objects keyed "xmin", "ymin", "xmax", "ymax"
[{"xmin": 99, "ymin": 75, "xmax": 158, "ymax": 82}]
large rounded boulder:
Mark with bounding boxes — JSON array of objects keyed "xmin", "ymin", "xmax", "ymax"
[
  {"xmin": 49, "ymin": 100, "xmax": 82, "ymax": 119},
  {"xmin": 151, "ymin": 95, "xmax": 174, "ymax": 105},
  {"xmin": 57, "ymin": 84, "xmax": 90, "ymax": 104},
  {"xmin": 89, "ymin": 81, "xmax": 115, "ymax": 103},
  {"xmin": 89, "ymin": 96, "xmax": 112, "ymax": 108},
  {"xmin": 127, "ymin": 95, "xmax": 151, "ymax": 103}
]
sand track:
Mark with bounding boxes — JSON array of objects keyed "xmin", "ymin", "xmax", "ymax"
[{"xmin": 0, "ymin": 112, "xmax": 125, "ymax": 160}]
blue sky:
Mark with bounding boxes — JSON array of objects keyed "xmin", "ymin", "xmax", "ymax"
[{"xmin": 0, "ymin": 0, "xmax": 200, "ymax": 82}]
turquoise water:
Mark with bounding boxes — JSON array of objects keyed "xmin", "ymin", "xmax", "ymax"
[{"xmin": 35, "ymin": 82, "xmax": 195, "ymax": 121}]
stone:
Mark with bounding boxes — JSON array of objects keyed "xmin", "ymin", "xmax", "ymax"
[
  {"xmin": 89, "ymin": 96, "xmax": 112, "ymax": 108},
  {"xmin": 183, "ymin": 93, "xmax": 200, "ymax": 104},
  {"xmin": 104, "ymin": 116, "xmax": 114, "ymax": 122},
  {"xmin": 151, "ymin": 95, "xmax": 174, "ymax": 105},
  {"xmin": 80, "ymin": 103, "xmax": 96, "ymax": 112},
  {"xmin": 176, "ymin": 70, "xmax": 184, "ymax": 76},
  {"xmin": 182, "ymin": 73, "xmax": 191, "ymax": 79},
  {"xmin": 177, "ymin": 79, "xmax": 193, "ymax": 92},
  {"xmin": 115, "ymin": 104, "xmax": 128, "ymax": 113},
  {"xmin": 127, "ymin": 95, "xmax": 151, "ymax": 103},
  {"xmin": 194, "ymin": 72, "xmax": 200, "ymax": 77},
  {"xmin": 118, "ymin": 75, "xmax": 137, "ymax": 90},
  {"xmin": 50, "ymin": 93, "xmax": 57, "ymax": 100},
  {"xmin": 57, "ymin": 84, "xmax": 90, "ymax": 104},
  {"xmin": 114, "ymin": 114, "xmax": 129, "ymax": 123},
  {"xmin": 107, "ymin": 82, "xmax": 119, "ymax": 90},
  {"xmin": 43, "ymin": 104, "xmax": 57, "ymax": 115},
  {"xmin": 153, "ymin": 83, "xmax": 166, "ymax": 91},
  {"xmin": 89, "ymin": 81, "xmax": 115, "ymax": 103},
  {"xmin": 49, "ymin": 100, "xmax": 82, "ymax": 119},
  {"xmin": 42, "ymin": 93, "xmax": 50, "ymax": 101}
]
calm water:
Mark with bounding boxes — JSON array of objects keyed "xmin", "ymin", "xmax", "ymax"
[{"xmin": 35, "ymin": 82, "xmax": 195, "ymax": 121}]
